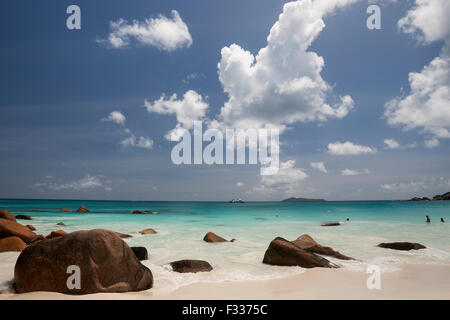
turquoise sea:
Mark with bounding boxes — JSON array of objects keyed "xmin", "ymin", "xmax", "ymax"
[{"xmin": 1, "ymin": 199, "xmax": 450, "ymax": 294}]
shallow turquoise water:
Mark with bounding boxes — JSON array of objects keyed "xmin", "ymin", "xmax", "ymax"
[{"xmin": 1, "ymin": 199, "xmax": 449, "ymax": 294}]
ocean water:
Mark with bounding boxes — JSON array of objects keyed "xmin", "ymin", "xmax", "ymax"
[{"xmin": 1, "ymin": 199, "xmax": 450, "ymax": 295}]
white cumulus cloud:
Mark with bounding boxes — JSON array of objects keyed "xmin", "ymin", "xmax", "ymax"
[
  {"xmin": 102, "ymin": 111, "xmax": 126, "ymax": 126},
  {"xmin": 341, "ymin": 168, "xmax": 370, "ymax": 176},
  {"xmin": 327, "ymin": 141, "xmax": 377, "ymax": 155},
  {"xmin": 385, "ymin": 0, "xmax": 450, "ymax": 147},
  {"xmin": 213, "ymin": 0, "xmax": 357, "ymax": 130},
  {"xmin": 384, "ymin": 138, "xmax": 400, "ymax": 149},
  {"xmin": 252, "ymin": 160, "xmax": 308, "ymax": 195},
  {"xmin": 99, "ymin": 10, "xmax": 192, "ymax": 51},
  {"xmin": 145, "ymin": 90, "xmax": 209, "ymax": 141},
  {"xmin": 310, "ymin": 161, "xmax": 328, "ymax": 173}
]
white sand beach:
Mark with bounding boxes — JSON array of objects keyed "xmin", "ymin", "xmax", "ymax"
[{"xmin": 2, "ymin": 263, "xmax": 449, "ymax": 300}]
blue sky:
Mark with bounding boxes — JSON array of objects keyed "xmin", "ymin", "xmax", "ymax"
[{"xmin": 0, "ymin": 0, "xmax": 449, "ymax": 201}]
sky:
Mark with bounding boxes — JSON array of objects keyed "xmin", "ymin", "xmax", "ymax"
[{"xmin": 0, "ymin": 0, "xmax": 449, "ymax": 201}]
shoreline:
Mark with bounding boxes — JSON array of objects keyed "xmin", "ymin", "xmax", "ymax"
[{"xmin": 2, "ymin": 263, "xmax": 450, "ymax": 300}]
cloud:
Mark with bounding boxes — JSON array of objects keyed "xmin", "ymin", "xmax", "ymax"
[
  {"xmin": 425, "ymin": 137, "xmax": 440, "ymax": 148},
  {"xmin": 120, "ymin": 135, "xmax": 154, "ymax": 149},
  {"xmin": 211, "ymin": 0, "xmax": 357, "ymax": 131},
  {"xmin": 341, "ymin": 168, "xmax": 370, "ymax": 176},
  {"xmin": 33, "ymin": 175, "xmax": 104, "ymax": 191},
  {"xmin": 98, "ymin": 10, "xmax": 192, "ymax": 51},
  {"xmin": 385, "ymin": 0, "xmax": 450, "ymax": 147},
  {"xmin": 145, "ymin": 90, "xmax": 209, "ymax": 140},
  {"xmin": 182, "ymin": 73, "xmax": 205, "ymax": 84},
  {"xmin": 310, "ymin": 161, "xmax": 327, "ymax": 173},
  {"xmin": 102, "ymin": 111, "xmax": 126, "ymax": 126},
  {"xmin": 381, "ymin": 177, "xmax": 450, "ymax": 194},
  {"xmin": 327, "ymin": 141, "xmax": 377, "ymax": 155},
  {"xmin": 252, "ymin": 160, "xmax": 308, "ymax": 195},
  {"xmin": 236, "ymin": 182, "xmax": 245, "ymax": 187},
  {"xmin": 101, "ymin": 111, "xmax": 154, "ymax": 149},
  {"xmin": 383, "ymin": 139, "xmax": 400, "ymax": 149}
]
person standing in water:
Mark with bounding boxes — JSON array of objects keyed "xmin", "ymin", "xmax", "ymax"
[
  {"xmin": 426, "ymin": 215, "xmax": 431, "ymax": 223},
  {"xmin": 441, "ymin": 218, "xmax": 445, "ymax": 223}
]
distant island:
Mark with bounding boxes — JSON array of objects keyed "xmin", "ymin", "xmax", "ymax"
[
  {"xmin": 281, "ymin": 197, "xmax": 326, "ymax": 203},
  {"xmin": 409, "ymin": 192, "xmax": 450, "ymax": 201}
]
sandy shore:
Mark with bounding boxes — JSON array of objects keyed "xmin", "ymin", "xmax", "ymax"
[{"xmin": 2, "ymin": 263, "xmax": 449, "ymax": 300}]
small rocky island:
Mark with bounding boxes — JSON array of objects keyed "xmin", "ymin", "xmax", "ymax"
[
  {"xmin": 281, "ymin": 197, "xmax": 326, "ymax": 203},
  {"xmin": 409, "ymin": 192, "xmax": 450, "ymax": 201}
]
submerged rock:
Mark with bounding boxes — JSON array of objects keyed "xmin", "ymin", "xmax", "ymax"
[
  {"xmin": 0, "ymin": 236, "xmax": 27, "ymax": 252},
  {"xmin": 56, "ymin": 222, "xmax": 66, "ymax": 226},
  {"xmin": 25, "ymin": 225, "xmax": 36, "ymax": 231},
  {"xmin": 170, "ymin": 259, "xmax": 213, "ymax": 273},
  {"xmin": 76, "ymin": 206, "xmax": 89, "ymax": 213},
  {"xmin": 377, "ymin": 242, "xmax": 426, "ymax": 251},
  {"xmin": 132, "ymin": 210, "xmax": 154, "ymax": 214},
  {"xmin": 263, "ymin": 237, "xmax": 336, "ymax": 268},
  {"xmin": 291, "ymin": 234, "xmax": 352, "ymax": 260},
  {"xmin": 14, "ymin": 229, "xmax": 153, "ymax": 294},
  {"xmin": 0, "ymin": 210, "xmax": 16, "ymax": 221},
  {"xmin": 139, "ymin": 228, "xmax": 157, "ymax": 235},
  {"xmin": 320, "ymin": 222, "xmax": 341, "ymax": 227},
  {"xmin": 203, "ymin": 232, "xmax": 228, "ymax": 243},
  {"xmin": 131, "ymin": 247, "xmax": 148, "ymax": 261},
  {"xmin": 0, "ymin": 219, "xmax": 40, "ymax": 244},
  {"xmin": 60, "ymin": 208, "xmax": 72, "ymax": 212},
  {"xmin": 15, "ymin": 215, "xmax": 32, "ymax": 221}
]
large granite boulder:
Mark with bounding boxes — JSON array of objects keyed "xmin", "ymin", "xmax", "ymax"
[
  {"xmin": 291, "ymin": 234, "xmax": 352, "ymax": 260},
  {"xmin": 170, "ymin": 260, "xmax": 213, "ymax": 273},
  {"xmin": 0, "ymin": 236, "xmax": 27, "ymax": 252},
  {"xmin": 0, "ymin": 210, "xmax": 16, "ymax": 221},
  {"xmin": 131, "ymin": 247, "xmax": 148, "ymax": 261},
  {"xmin": 263, "ymin": 237, "xmax": 336, "ymax": 268},
  {"xmin": 0, "ymin": 219, "xmax": 40, "ymax": 244},
  {"xmin": 76, "ymin": 206, "xmax": 89, "ymax": 213},
  {"xmin": 203, "ymin": 232, "xmax": 228, "ymax": 243},
  {"xmin": 14, "ymin": 229, "xmax": 153, "ymax": 294},
  {"xmin": 45, "ymin": 230, "xmax": 68, "ymax": 239},
  {"xmin": 115, "ymin": 232, "xmax": 132, "ymax": 239},
  {"xmin": 377, "ymin": 242, "xmax": 426, "ymax": 251}
]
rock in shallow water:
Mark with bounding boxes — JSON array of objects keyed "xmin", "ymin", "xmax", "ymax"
[
  {"xmin": 377, "ymin": 242, "xmax": 426, "ymax": 251},
  {"xmin": 203, "ymin": 232, "xmax": 228, "ymax": 243},
  {"xmin": 291, "ymin": 234, "xmax": 353, "ymax": 260},
  {"xmin": 76, "ymin": 206, "xmax": 89, "ymax": 213},
  {"xmin": 170, "ymin": 259, "xmax": 213, "ymax": 273},
  {"xmin": 263, "ymin": 237, "xmax": 336, "ymax": 268},
  {"xmin": 14, "ymin": 229, "xmax": 153, "ymax": 294},
  {"xmin": 139, "ymin": 228, "xmax": 157, "ymax": 235},
  {"xmin": 15, "ymin": 215, "xmax": 32, "ymax": 220},
  {"xmin": 320, "ymin": 222, "xmax": 341, "ymax": 227}
]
